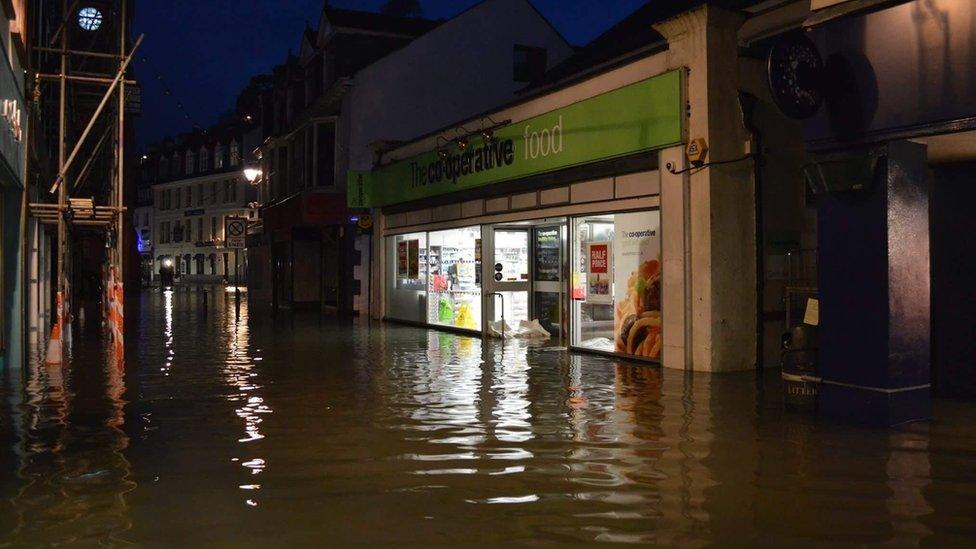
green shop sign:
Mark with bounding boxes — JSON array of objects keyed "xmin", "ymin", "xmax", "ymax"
[{"xmin": 349, "ymin": 70, "xmax": 684, "ymax": 208}]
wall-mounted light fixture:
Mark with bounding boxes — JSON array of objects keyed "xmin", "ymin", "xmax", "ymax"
[{"xmin": 436, "ymin": 136, "xmax": 451, "ymax": 159}]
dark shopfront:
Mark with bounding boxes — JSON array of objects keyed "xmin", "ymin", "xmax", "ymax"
[
  {"xmin": 249, "ymin": 191, "xmax": 360, "ymax": 314},
  {"xmin": 794, "ymin": 0, "xmax": 976, "ymax": 423}
]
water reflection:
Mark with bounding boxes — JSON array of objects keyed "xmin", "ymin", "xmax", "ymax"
[
  {"xmin": 0, "ymin": 290, "xmax": 974, "ymax": 545},
  {"xmin": 3, "ymin": 324, "xmax": 134, "ymax": 545}
]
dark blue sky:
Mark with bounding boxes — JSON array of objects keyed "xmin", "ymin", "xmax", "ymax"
[{"xmin": 133, "ymin": 0, "xmax": 648, "ymax": 150}]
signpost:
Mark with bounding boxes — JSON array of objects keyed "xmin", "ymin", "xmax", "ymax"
[{"xmin": 225, "ymin": 217, "xmax": 247, "ymax": 318}]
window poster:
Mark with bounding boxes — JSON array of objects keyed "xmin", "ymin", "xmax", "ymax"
[
  {"xmin": 407, "ymin": 239, "xmax": 420, "ymax": 279},
  {"xmin": 586, "ymin": 242, "xmax": 612, "ymax": 305},
  {"xmin": 613, "ymin": 211, "xmax": 662, "ymax": 360},
  {"xmin": 397, "ymin": 240, "xmax": 408, "ymax": 278}
]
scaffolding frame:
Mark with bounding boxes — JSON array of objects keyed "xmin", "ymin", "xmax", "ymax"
[{"xmin": 28, "ymin": 0, "xmax": 139, "ymax": 365}]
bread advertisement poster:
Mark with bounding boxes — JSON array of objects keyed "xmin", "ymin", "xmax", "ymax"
[{"xmin": 613, "ymin": 211, "xmax": 662, "ymax": 360}]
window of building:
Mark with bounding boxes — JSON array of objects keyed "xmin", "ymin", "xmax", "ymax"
[
  {"xmin": 230, "ymin": 179, "xmax": 238, "ymax": 202},
  {"xmin": 386, "ymin": 232, "xmax": 429, "ymax": 324},
  {"xmin": 210, "ymin": 181, "xmax": 218, "ymax": 205},
  {"xmin": 211, "ymin": 216, "xmax": 218, "ymax": 241},
  {"xmin": 172, "ymin": 153, "xmax": 181, "ymax": 177},
  {"xmin": 159, "ymin": 221, "xmax": 170, "ymax": 244},
  {"xmin": 230, "ymin": 140, "xmax": 240, "ymax": 167},
  {"xmin": 175, "ymin": 187, "xmax": 182, "ymax": 209},
  {"xmin": 316, "ymin": 120, "xmax": 336, "ymax": 187},
  {"xmin": 570, "ymin": 210, "xmax": 662, "ymax": 361},
  {"xmin": 199, "ymin": 146, "xmax": 209, "ymax": 172},
  {"xmin": 197, "ymin": 218, "xmax": 204, "ymax": 244},
  {"xmin": 197, "ymin": 183, "xmax": 204, "ymax": 206},
  {"xmin": 173, "ymin": 220, "xmax": 183, "ymax": 243},
  {"xmin": 215, "ymin": 143, "xmax": 225, "ymax": 169},
  {"xmin": 186, "ymin": 151, "xmax": 195, "ymax": 175},
  {"xmin": 513, "ymin": 44, "xmax": 547, "ymax": 83}
]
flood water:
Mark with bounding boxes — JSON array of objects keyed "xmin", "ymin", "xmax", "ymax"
[{"xmin": 1, "ymin": 288, "xmax": 975, "ymax": 546}]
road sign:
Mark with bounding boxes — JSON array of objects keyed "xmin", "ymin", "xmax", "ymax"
[{"xmin": 224, "ymin": 217, "xmax": 247, "ymax": 249}]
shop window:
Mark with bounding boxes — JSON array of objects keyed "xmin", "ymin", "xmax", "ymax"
[
  {"xmin": 513, "ymin": 44, "xmax": 547, "ymax": 83},
  {"xmin": 427, "ymin": 227, "xmax": 482, "ymax": 331},
  {"xmin": 570, "ymin": 210, "xmax": 662, "ymax": 361},
  {"xmin": 386, "ymin": 232, "xmax": 428, "ymax": 324}
]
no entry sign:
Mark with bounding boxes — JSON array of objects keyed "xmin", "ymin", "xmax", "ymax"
[{"xmin": 224, "ymin": 217, "xmax": 247, "ymax": 249}]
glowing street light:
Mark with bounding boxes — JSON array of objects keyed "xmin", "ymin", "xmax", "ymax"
[{"xmin": 243, "ymin": 167, "xmax": 262, "ymax": 184}]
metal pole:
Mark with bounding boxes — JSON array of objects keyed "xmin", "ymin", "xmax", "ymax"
[
  {"xmin": 235, "ymin": 248, "xmax": 240, "ymax": 320},
  {"xmin": 48, "ymin": 33, "xmax": 144, "ymax": 195},
  {"xmin": 117, "ymin": 0, "xmax": 126, "ymax": 282},
  {"xmin": 56, "ymin": 0, "xmax": 68, "ymax": 361}
]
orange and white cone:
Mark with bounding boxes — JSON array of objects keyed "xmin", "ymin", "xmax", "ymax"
[{"xmin": 45, "ymin": 292, "xmax": 64, "ymax": 366}]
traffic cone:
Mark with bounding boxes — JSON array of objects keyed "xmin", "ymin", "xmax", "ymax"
[{"xmin": 44, "ymin": 322, "xmax": 62, "ymax": 366}]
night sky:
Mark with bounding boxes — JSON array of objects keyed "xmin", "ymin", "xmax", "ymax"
[{"xmin": 133, "ymin": 0, "xmax": 648, "ymax": 150}]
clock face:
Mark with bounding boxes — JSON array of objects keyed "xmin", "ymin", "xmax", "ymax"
[
  {"xmin": 78, "ymin": 7, "xmax": 103, "ymax": 31},
  {"xmin": 768, "ymin": 34, "xmax": 824, "ymax": 120}
]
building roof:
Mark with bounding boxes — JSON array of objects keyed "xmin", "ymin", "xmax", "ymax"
[
  {"xmin": 527, "ymin": 0, "xmax": 766, "ymax": 91},
  {"xmin": 322, "ymin": 5, "xmax": 441, "ymax": 37}
]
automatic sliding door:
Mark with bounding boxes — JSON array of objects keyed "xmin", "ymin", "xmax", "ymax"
[{"xmin": 489, "ymin": 229, "xmax": 530, "ymax": 326}]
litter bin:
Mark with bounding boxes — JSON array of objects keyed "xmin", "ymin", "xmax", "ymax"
[{"xmin": 781, "ymin": 324, "xmax": 819, "ymax": 412}]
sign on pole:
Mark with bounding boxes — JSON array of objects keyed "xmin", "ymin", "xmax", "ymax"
[{"xmin": 224, "ymin": 217, "xmax": 247, "ymax": 249}]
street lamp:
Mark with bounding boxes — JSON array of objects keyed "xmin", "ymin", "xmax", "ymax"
[
  {"xmin": 163, "ymin": 258, "xmax": 173, "ymax": 268},
  {"xmin": 243, "ymin": 167, "xmax": 262, "ymax": 184}
]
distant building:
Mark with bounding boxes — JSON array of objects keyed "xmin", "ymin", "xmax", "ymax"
[{"xmin": 141, "ymin": 125, "xmax": 258, "ymax": 285}]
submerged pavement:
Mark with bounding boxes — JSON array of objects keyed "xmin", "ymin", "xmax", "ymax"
[{"xmin": 1, "ymin": 288, "xmax": 975, "ymax": 545}]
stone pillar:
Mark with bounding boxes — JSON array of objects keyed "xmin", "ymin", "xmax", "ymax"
[
  {"xmin": 654, "ymin": 6, "xmax": 757, "ymax": 372},
  {"xmin": 817, "ymin": 140, "xmax": 930, "ymax": 426}
]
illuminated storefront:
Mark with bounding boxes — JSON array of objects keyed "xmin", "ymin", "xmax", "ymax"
[{"xmin": 357, "ymin": 70, "xmax": 681, "ymax": 362}]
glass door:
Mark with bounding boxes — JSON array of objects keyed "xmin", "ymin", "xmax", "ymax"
[{"xmin": 486, "ymin": 228, "xmax": 530, "ymax": 327}]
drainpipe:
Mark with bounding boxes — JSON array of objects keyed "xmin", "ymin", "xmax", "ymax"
[{"xmin": 739, "ymin": 91, "xmax": 765, "ymax": 371}]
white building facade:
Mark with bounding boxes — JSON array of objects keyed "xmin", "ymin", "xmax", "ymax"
[{"xmin": 153, "ymin": 170, "xmax": 255, "ymax": 284}]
